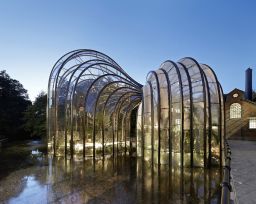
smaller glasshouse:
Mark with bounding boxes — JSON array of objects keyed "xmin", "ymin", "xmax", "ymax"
[{"xmin": 47, "ymin": 49, "xmax": 224, "ymax": 168}]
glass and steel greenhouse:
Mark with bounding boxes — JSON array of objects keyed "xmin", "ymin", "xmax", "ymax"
[{"xmin": 47, "ymin": 49, "xmax": 224, "ymax": 167}]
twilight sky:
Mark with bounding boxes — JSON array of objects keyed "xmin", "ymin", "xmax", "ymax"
[{"xmin": 0, "ymin": 0, "xmax": 255, "ymax": 101}]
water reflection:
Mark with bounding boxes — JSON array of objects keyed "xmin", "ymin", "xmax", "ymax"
[
  {"xmin": 8, "ymin": 176, "xmax": 48, "ymax": 204},
  {"xmin": 0, "ymin": 155, "xmax": 221, "ymax": 203}
]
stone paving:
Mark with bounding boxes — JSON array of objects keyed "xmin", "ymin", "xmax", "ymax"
[{"xmin": 229, "ymin": 140, "xmax": 256, "ymax": 204}]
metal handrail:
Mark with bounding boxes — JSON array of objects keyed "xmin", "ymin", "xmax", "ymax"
[{"xmin": 221, "ymin": 140, "xmax": 232, "ymax": 204}]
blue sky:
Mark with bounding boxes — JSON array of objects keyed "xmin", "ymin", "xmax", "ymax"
[{"xmin": 0, "ymin": 0, "xmax": 255, "ymax": 100}]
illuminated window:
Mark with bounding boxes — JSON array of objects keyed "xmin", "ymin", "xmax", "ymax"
[
  {"xmin": 249, "ymin": 117, "xmax": 256, "ymax": 129},
  {"xmin": 230, "ymin": 103, "xmax": 241, "ymax": 119}
]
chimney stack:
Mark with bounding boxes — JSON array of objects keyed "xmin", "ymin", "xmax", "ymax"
[{"xmin": 245, "ymin": 68, "xmax": 252, "ymax": 100}]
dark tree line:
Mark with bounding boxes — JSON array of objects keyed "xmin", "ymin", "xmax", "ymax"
[
  {"xmin": 0, "ymin": 70, "xmax": 46, "ymax": 141},
  {"xmin": 23, "ymin": 92, "xmax": 47, "ymax": 139}
]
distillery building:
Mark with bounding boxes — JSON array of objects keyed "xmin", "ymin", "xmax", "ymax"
[{"xmin": 225, "ymin": 68, "xmax": 256, "ymax": 140}]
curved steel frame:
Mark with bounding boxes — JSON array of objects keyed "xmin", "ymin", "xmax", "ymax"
[{"xmin": 48, "ymin": 49, "xmax": 224, "ymax": 168}]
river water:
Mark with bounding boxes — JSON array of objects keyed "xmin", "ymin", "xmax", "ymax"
[{"xmin": 0, "ymin": 141, "xmax": 222, "ymax": 203}]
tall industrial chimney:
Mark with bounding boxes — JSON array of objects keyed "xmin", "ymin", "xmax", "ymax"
[{"xmin": 245, "ymin": 68, "xmax": 252, "ymax": 100}]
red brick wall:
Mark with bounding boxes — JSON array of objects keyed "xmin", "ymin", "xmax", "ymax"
[{"xmin": 225, "ymin": 89, "xmax": 256, "ymax": 140}]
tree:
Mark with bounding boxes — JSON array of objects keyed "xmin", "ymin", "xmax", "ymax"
[
  {"xmin": 0, "ymin": 70, "xmax": 31, "ymax": 140},
  {"xmin": 23, "ymin": 92, "xmax": 47, "ymax": 140},
  {"xmin": 252, "ymin": 90, "xmax": 256, "ymax": 102}
]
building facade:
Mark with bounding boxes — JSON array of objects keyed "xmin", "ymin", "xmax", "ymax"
[{"xmin": 225, "ymin": 68, "xmax": 256, "ymax": 140}]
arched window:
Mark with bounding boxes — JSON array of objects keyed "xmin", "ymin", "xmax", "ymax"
[{"xmin": 230, "ymin": 103, "xmax": 241, "ymax": 119}]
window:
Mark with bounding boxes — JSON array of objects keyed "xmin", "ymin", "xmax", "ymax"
[
  {"xmin": 249, "ymin": 117, "xmax": 256, "ymax": 129},
  {"xmin": 230, "ymin": 103, "xmax": 241, "ymax": 119},
  {"xmin": 233, "ymin": 93, "xmax": 238, "ymax": 98}
]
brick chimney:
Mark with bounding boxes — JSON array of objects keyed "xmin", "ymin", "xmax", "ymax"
[{"xmin": 245, "ymin": 68, "xmax": 252, "ymax": 100}]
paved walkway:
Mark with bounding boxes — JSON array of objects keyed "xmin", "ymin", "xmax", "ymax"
[{"xmin": 229, "ymin": 140, "xmax": 256, "ymax": 204}]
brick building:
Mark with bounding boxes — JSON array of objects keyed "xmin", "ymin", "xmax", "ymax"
[{"xmin": 225, "ymin": 68, "xmax": 256, "ymax": 140}]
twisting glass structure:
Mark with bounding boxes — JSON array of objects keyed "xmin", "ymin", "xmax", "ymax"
[
  {"xmin": 47, "ymin": 50, "xmax": 142, "ymax": 160},
  {"xmin": 137, "ymin": 59, "xmax": 225, "ymax": 167},
  {"xmin": 48, "ymin": 49, "xmax": 224, "ymax": 168}
]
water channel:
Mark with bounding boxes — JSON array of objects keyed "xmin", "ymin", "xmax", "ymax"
[{"xmin": 0, "ymin": 140, "xmax": 222, "ymax": 203}]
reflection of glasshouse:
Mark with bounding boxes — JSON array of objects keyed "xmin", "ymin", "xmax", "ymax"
[{"xmin": 48, "ymin": 49, "xmax": 224, "ymax": 168}]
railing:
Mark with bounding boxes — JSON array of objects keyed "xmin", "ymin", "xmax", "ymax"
[{"xmin": 221, "ymin": 140, "xmax": 232, "ymax": 204}]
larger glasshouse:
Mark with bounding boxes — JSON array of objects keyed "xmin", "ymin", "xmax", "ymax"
[{"xmin": 47, "ymin": 49, "xmax": 225, "ymax": 168}]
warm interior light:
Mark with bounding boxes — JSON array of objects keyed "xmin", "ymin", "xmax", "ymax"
[
  {"xmin": 74, "ymin": 142, "xmax": 126, "ymax": 151},
  {"xmin": 212, "ymin": 126, "xmax": 218, "ymax": 130}
]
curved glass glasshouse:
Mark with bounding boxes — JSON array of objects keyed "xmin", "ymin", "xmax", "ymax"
[{"xmin": 48, "ymin": 49, "xmax": 224, "ymax": 167}]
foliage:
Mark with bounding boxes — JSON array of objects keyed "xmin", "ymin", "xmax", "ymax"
[
  {"xmin": 0, "ymin": 70, "xmax": 31, "ymax": 140},
  {"xmin": 130, "ymin": 107, "xmax": 138, "ymax": 138},
  {"xmin": 252, "ymin": 90, "xmax": 256, "ymax": 102},
  {"xmin": 23, "ymin": 92, "xmax": 47, "ymax": 139}
]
